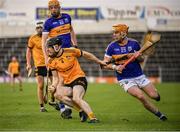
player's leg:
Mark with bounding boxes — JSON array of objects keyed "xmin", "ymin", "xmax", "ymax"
[
  {"xmin": 11, "ymin": 74, "xmax": 15, "ymax": 91},
  {"xmin": 54, "ymin": 86, "xmax": 80, "ymax": 119},
  {"xmin": 48, "ymin": 73, "xmax": 55, "ymax": 103},
  {"xmin": 36, "ymin": 75, "xmax": 47, "ymax": 112},
  {"xmin": 142, "ymin": 82, "xmax": 160, "ymax": 101},
  {"xmin": 48, "ymin": 75, "xmax": 59, "ymax": 110},
  {"xmin": 47, "ymin": 69, "xmax": 73, "ymax": 116},
  {"xmin": 57, "ymin": 85, "xmax": 83, "ymax": 110},
  {"xmin": 17, "ymin": 75, "xmax": 23, "ymax": 91},
  {"xmin": 10, "ymin": 74, "xmax": 13, "ymax": 85},
  {"xmin": 136, "ymin": 75, "xmax": 167, "ymax": 120},
  {"xmin": 72, "ymin": 85, "xmax": 98, "ymax": 123},
  {"xmin": 127, "ymin": 86, "xmax": 167, "ymax": 121}
]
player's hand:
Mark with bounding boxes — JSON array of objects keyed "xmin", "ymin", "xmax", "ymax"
[
  {"xmin": 134, "ymin": 51, "xmax": 141, "ymax": 58},
  {"xmin": 10, "ymin": 74, "xmax": 13, "ymax": 78},
  {"xmin": 26, "ymin": 64, "xmax": 32, "ymax": 77},
  {"xmin": 126, "ymin": 53, "xmax": 134, "ymax": 58},
  {"xmin": 73, "ymin": 45, "xmax": 78, "ymax": 48},
  {"xmin": 115, "ymin": 65, "xmax": 125, "ymax": 74},
  {"xmin": 48, "ymin": 85, "xmax": 56, "ymax": 93},
  {"xmin": 99, "ymin": 60, "xmax": 107, "ymax": 69},
  {"xmin": 26, "ymin": 64, "xmax": 31, "ymax": 71}
]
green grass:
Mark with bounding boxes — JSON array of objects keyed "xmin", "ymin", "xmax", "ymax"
[{"xmin": 0, "ymin": 82, "xmax": 180, "ymax": 131}]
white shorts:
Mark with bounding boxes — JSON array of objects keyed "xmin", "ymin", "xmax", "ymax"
[{"xmin": 118, "ymin": 75, "xmax": 150, "ymax": 92}]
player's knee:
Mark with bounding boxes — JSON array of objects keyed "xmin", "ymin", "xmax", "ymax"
[
  {"xmin": 54, "ymin": 92, "xmax": 63, "ymax": 101},
  {"xmin": 136, "ymin": 94, "xmax": 146, "ymax": 102}
]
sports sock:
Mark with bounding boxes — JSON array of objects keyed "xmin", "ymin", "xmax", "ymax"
[
  {"xmin": 40, "ymin": 104, "xmax": 44, "ymax": 108},
  {"xmin": 58, "ymin": 102, "xmax": 66, "ymax": 113},
  {"xmin": 88, "ymin": 112, "xmax": 96, "ymax": 120},
  {"xmin": 155, "ymin": 111, "xmax": 163, "ymax": 118},
  {"xmin": 155, "ymin": 93, "xmax": 160, "ymax": 101},
  {"xmin": 51, "ymin": 96, "xmax": 55, "ymax": 102}
]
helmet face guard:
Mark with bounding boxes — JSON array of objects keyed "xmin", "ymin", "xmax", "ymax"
[{"xmin": 46, "ymin": 37, "xmax": 62, "ymax": 58}]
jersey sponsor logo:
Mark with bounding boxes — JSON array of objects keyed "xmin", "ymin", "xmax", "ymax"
[
  {"xmin": 48, "ymin": 24, "xmax": 71, "ymax": 37},
  {"xmin": 114, "ymin": 48, "xmax": 120, "ymax": 51},
  {"xmin": 52, "ymin": 22, "xmax": 58, "ymax": 25},
  {"xmin": 66, "ymin": 56, "xmax": 71, "ymax": 60}
]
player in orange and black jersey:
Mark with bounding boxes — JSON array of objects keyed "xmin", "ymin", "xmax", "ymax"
[
  {"xmin": 26, "ymin": 21, "xmax": 50, "ymax": 112},
  {"xmin": 46, "ymin": 37, "xmax": 107, "ymax": 123},
  {"xmin": 8, "ymin": 56, "xmax": 22, "ymax": 91},
  {"xmin": 42, "ymin": 0, "xmax": 78, "ymax": 65},
  {"xmin": 26, "ymin": 22, "xmax": 72, "ymax": 116}
]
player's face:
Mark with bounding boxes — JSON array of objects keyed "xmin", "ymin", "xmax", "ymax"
[
  {"xmin": 49, "ymin": 5, "xmax": 61, "ymax": 18},
  {"xmin": 12, "ymin": 57, "xmax": 17, "ymax": 62},
  {"xmin": 113, "ymin": 30, "xmax": 126, "ymax": 41},
  {"xmin": 36, "ymin": 27, "xmax": 43, "ymax": 35},
  {"xmin": 47, "ymin": 45, "xmax": 61, "ymax": 58},
  {"xmin": 47, "ymin": 47, "xmax": 56, "ymax": 58}
]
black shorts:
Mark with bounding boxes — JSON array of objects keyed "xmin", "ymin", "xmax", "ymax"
[
  {"xmin": 35, "ymin": 66, "xmax": 52, "ymax": 77},
  {"xmin": 13, "ymin": 74, "xmax": 19, "ymax": 78},
  {"xmin": 64, "ymin": 77, "xmax": 88, "ymax": 91}
]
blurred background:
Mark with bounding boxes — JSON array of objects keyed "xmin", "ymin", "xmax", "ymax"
[{"xmin": 0, "ymin": 0, "xmax": 180, "ymax": 83}]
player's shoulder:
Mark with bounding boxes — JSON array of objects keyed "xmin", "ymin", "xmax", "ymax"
[
  {"xmin": 9, "ymin": 62, "xmax": 13, "ymax": 65},
  {"xmin": 44, "ymin": 17, "xmax": 54, "ymax": 25},
  {"xmin": 45, "ymin": 16, "xmax": 53, "ymax": 22},
  {"xmin": 48, "ymin": 57, "xmax": 54, "ymax": 64},
  {"xmin": 63, "ymin": 48, "xmax": 79, "ymax": 53},
  {"xmin": 128, "ymin": 38, "xmax": 139, "ymax": 43},
  {"xmin": 29, "ymin": 34, "xmax": 38, "ymax": 40},
  {"xmin": 61, "ymin": 13, "xmax": 71, "ymax": 18},
  {"xmin": 107, "ymin": 40, "xmax": 117, "ymax": 48}
]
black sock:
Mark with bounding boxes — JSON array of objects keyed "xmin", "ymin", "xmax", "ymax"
[
  {"xmin": 40, "ymin": 104, "xmax": 44, "ymax": 107},
  {"xmin": 155, "ymin": 111, "xmax": 162, "ymax": 118},
  {"xmin": 155, "ymin": 93, "xmax": 160, "ymax": 101},
  {"xmin": 51, "ymin": 97, "xmax": 55, "ymax": 102}
]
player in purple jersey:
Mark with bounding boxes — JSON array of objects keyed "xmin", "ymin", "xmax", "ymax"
[
  {"xmin": 102, "ymin": 24, "xmax": 167, "ymax": 121},
  {"xmin": 42, "ymin": 0, "xmax": 78, "ymax": 65}
]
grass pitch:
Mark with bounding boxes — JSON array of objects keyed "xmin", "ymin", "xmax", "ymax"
[{"xmin": 0, "ymin": 82, "xmax": 180, "ymax": 131}]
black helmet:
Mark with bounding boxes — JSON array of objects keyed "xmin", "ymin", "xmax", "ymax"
[{"xmin": 46, "ymin": 37, "xmax": 62, "ymax": 48}]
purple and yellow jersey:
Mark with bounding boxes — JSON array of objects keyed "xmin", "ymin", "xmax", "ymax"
[
  {"xmin": 105, "ymin": 38, "xmax": 143, "ymax": 81},
  {"xmin": 43, "ymin": 13, "xmax": 72, "ymax": 48}
]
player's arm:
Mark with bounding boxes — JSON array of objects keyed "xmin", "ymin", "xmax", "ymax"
[
  {"xmin": 48, "ymin": 70, "xmax": 60, "ymax": 93},
  {"xmin": 82, "ymin": 51, "xmax": 106, "ymax": 66},
  {"xmin": 8, "ymin": 63, "xmax": 11, "ymax": 74},
  {"xmin": 70, "ymin": 26, "xmax": 78, "ymax": 47},
  {"xmin": 26, "ymin": 47, "xmax": 32, "ymax": 70},
  {"xmin": 133, "ymin": 42, "xmax": 145, "ymax": 63},
  {"xmin": 102, "ymin": 56, "xmax": 118, "ymax": 71},
  {"xmin": 42, "ymin": 34, "xmax": 49, "ymax": 65},
  {"xmin": 18, "ymin": 63, "xmax": 21, "ymax": 73}
]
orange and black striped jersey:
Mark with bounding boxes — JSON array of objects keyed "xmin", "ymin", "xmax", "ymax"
[
  {"xmin": 28, "ymin": 34, "xmax": 45, "ymax": 67},
  {"xmin": 8, "ymin": 61, "xmax": 20, "ymax": 74},
  {"xmin": 48, "ymin": 48, "xmax": 85, "ymax": 84}
]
